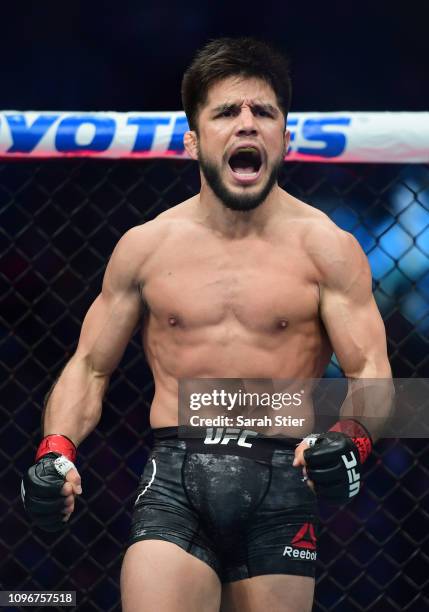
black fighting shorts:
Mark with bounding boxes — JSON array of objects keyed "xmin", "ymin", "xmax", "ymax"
[{"xmin": 127, "ymin": 427, "xmax": 319, "ymax": 583}]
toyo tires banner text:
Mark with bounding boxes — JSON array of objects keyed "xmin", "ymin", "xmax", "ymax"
[{"xmin": 0, "ymin": 111, "xmax": 428, "ymax": 162}]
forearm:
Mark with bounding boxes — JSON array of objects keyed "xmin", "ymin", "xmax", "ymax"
[
  {"xmin": 339, "ymin": 373, "xmax": 395, "ymax": 442},
  {"xmin": 42, "ymin": 354, "xmax": 110, "ymax": 447}
]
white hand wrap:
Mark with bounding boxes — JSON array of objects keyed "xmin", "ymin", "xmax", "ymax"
[
  {"xmin": 53, "ymin": 455, "xmax": 76, "ymax": 478},
  {"xmin": 303, "ymin": 433, "xmax": 320, "ymax": 447}
]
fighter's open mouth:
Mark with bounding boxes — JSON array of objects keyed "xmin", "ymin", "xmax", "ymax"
[{"xmin": 228, "ymin": 147, "xmax": 262, "ymax": 175}]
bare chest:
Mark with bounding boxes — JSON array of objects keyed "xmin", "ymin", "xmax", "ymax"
[{"xmin": 141, "ymin": 237, "xmax": 319, "ymax": 331}]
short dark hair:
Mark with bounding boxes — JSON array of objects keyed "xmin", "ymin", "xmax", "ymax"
[{"xmin": 181, "ymin": 37, "xmax": 292, "ymax": 131}]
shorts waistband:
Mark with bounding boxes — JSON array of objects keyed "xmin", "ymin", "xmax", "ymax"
[{"xmin": 152, "ymin": 426, "xmax": 300, "ymax": 459}]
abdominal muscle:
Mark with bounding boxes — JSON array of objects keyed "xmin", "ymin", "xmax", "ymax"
[{"xmin": 143, "ymin": 316, "xmax": 332, "ymax": 438}]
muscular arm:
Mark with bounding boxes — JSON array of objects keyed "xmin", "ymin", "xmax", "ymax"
[
  {"xmin": 317, "ymin": 229, "xmax": 394, "ymax": 439},
  {"xmin": 43, "ymin": 227, "xmax": 144, "ymax": 446}
]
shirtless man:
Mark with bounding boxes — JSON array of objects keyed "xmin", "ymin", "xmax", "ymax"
[{"xmin": 22, "ymin": 38, "xmax": 392, "ymax": 611}]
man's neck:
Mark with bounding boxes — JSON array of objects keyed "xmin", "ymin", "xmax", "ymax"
[{"xmin": 195, "ymin": 183, "xmax": 282, "ymax": 239}]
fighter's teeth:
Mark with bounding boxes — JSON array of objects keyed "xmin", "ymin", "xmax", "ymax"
[
  {"xmin": 232, "ymin": 170, "xmax": 258, "ymax": 176},
  {"xmin": 236, "ymin": 147, "xmax": 258, "ymax": 154}
]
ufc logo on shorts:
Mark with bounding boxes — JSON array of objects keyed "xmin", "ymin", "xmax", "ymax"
[
  {"xmin": 341, "ymin": 451, "xmax": 360, "ymax": 497},
  {"xmin": 204, "ymin": 427, "xmax": 258, "ymax": 448}
]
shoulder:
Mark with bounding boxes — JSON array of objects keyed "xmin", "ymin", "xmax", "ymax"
[
  {"xmin": 115, "ymin": 197, "xmax": 195, "ymax": 250},
  {"xmin": 280, "ymin": 195, "xmax": 361, "ymax": 257},
  {"xmin": 107, "ymin": 197, "xmax": 197, "ymax": 273},
  {"xmin": 296, "ymin": 207, "xmax": 370, "ymax": 291},
  {"xmin": 304, "ymin": 214, "xmax": 361, "ymax": 258}
]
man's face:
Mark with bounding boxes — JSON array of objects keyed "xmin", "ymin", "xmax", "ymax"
[{"xmin": 193, "ymin": 76, "xmax": 289, "ymax": 212}]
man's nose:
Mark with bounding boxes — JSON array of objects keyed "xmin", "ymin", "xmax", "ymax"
[{"xmin": 236, "ymin": 107, "xmax": 257, "ymax": 136}]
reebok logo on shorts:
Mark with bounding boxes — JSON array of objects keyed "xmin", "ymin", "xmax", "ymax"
[{"xmin": 283, "ymin": 522, "xmax": 317, "ymax": 560}]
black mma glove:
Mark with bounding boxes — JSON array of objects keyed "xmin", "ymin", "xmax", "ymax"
[
  {"xmin": 21, "ymin": 434, "xmax": 77, "ymax": 532},
  {"xmin": 303, "ymin": 419, "xmax": 372, "ymax": 505}
]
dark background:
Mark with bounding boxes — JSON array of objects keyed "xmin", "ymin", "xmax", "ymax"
[
  {"xmin": 0, "ymin": 0, "xmax": 428, "ymax": 113},
  {"xmin": 1, "ymin": 2, "xmax": 428, "ymax": 611}
]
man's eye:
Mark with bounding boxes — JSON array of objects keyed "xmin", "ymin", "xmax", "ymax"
[
  {"xmin": 257, "ymin": 109, "xmax": 272, "ymax": 117},
  {"xmin": 219, "ymin": 110, "xmax": 233, "ymax": 117}
]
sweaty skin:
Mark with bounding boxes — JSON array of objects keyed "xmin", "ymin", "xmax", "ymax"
[
  {"xmin": 39, "ymin": 74, "xmax": 392, "ymax": 612},
  {"xmin": 42, "ymin": 76, "xmax": 390, "ymax": 537},
  {"xmin": 43, "ymin": 189, "xmax": 387, "ymax": 441},
  {"xmin": 143, "ymin": 195, "xmax": 331, "ymax": 433},
  {"xmin": 44, "ymin": 188, "xmax": 390, "ymax": 517}
]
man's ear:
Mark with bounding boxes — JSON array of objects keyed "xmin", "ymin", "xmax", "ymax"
[
  {"xmin": 283, "ymin": 128, "xmax": 291, "ymax": 158},
  {"xmin": 184, "ymin": 130, "xmax": 199, "ymax": 160}
]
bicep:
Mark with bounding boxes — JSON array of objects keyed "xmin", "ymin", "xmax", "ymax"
[
  {"xmin": 74, "ymin": 230, "xmax": 144, "ymax": 376},
  {"xmin": 321, "ymin": 289, "xmax": 389, "ymax": 377},
  {"xmin": 75, "ymin": 291, "xmax": 142, "ymax": 376},
  {"xmin": 320, "ymin": 234, "xmax": 390, "ymax": 377}
]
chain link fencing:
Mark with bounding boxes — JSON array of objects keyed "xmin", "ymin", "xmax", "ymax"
[{"xmin": 1, "ymin": 159, "xmax": 428, "ymax": 611}]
